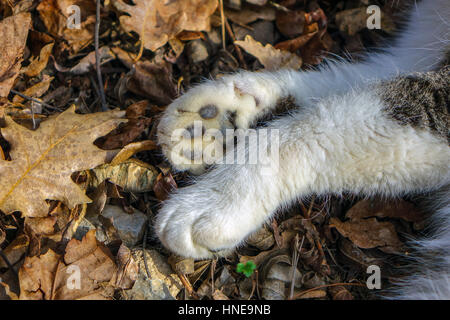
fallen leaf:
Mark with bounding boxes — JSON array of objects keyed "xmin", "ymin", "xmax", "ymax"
[
  {"xmin": 13, "ymin": 75, "xmax": 54, "ymax": 103},
  {"xmin": 89, "ymin": 159, "xmax": 158, "ymax": 193},
  {"xmin": 97, "ymin": 100, "xmax": 153, "ymax": 150},
  {"xmin": 168, "ymin": 255, "xmax": 195, "ymax": 275},
  {"xmin": 329, "ymin": 285, "xmax": 353, "ymax": 300},
  {"xmin": 0, "ymin": 12, "xmax": 31, "ymax": 97},
  {"xmin": 113, "ymin": 47, "xmax": 177, "ymax": 105},
  {"xmin": 54, "ymin": 47, "xmax": 114, "ymax": 75},
  {"xmin": 212, "ymin": 289, "xmax": 230, "ymax": 300},
  {"xmin": 235, "ymin": 35, "xmax": 302, "ymax": 70},
  {"xmin": 345, "ymin": 198, "xmax": 424, "ymax": 222},
  {"xmin": 330, "ymin": 217, "xmax": 404, "ymax": 254},
  {"xmin": 113, "ymin": 244, "xmax": 138, "ymax": 290},
  {"xmin": 25, "ymin": 216, "xmax": 57, "ymax": 236},
  {"xmin": 335, "ymin": 7, "xmax": 395, "ymax": 36},
  {"xmin": 0, "ymin": 105, "xmax": 126, "ymax": 217},
  {"xmin": 37, "ymin": 0, "xmax": 96, "ymax": 53},
  {"xmin": 246, "ymin": 226, "xmax": 275, "ymax": 250},
  {"xmin": 113, "ymin": 0, "xmax": 218, "ymax": 51},
  {"xmin": 276, "ymin": 9, "xmax": 306, "ymax": 38},
  {"xmin": 111, "ymin": 141, "xmax": 158, "ymax": 165},
  {"xmin": 153, "ymin": 172, "xmax": 177, "ymax": 201},
  {"xmin": 224, "ymin": 6, "xmax": 275, "ymax": 25},
  {"xmin": 259, "ymin": 249, "xmax": 302, "ymax": 300},
  {"xmin": 19, "ymin": 230, "xmax": 118, "ymax": 300},
  {"xmin": 0, "ymin": 233, "xmax": 29, "ymax": 269},
  {"xmin": 21, "ymin": 42, "xmax": 54, "ymax": 77}
]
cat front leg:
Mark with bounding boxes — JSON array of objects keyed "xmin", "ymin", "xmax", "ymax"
[
  {"xmin": 157, "ymin": 71, "xmax": 293, "ymax": 174},
  {"xmin": 155, "ymin": 85, "xmax": 450, "ymax": 259}
]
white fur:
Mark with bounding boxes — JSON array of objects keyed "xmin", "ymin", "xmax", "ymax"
[{"xmin": 155, "ymin": 0, "xmax": 450, "ymax": 299}]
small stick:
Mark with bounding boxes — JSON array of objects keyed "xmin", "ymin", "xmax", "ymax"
[
  {"xmin": 289, "ymin": 235, "xmax": 305, "ymax": 299},
  {"xmin": 224, "ymin": 17, "xmax": 248, "ymax": 69},
  {"xmin": 95, "ymin": 0, "xmax": 108, "ymax": 111},
  {"xmin": 210, "ymin": 258, "xmax": 217, "ymax": 296},
  {"xmin": 142, "ymin": 224, "xmax": 151, "ymax": 279},
  {"xmin": 10, "ymin": 89, "xmax": 57, "ymax": 110},
  {"xmin": 219, "ymin": 0, "xmax": 226, "ymax": 50},
  {"xmin": 178, "ymin": 273, "xmax": 199, "ymax": 299}
]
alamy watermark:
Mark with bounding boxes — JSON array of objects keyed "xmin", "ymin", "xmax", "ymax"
[
  {"xmin": 66, "ymin": 264, "xmax": 81, "ymax": 290},
  {"xmin": 366, "ymin": 265, "xmax": 382, "ymax": 289},
  {"xmin": 170, "ymin": 121, "xmax": 280, "ymax": 174},
  {"xmin": 67, "ymin": 5, "xmax": 81, "ymax": 30}
]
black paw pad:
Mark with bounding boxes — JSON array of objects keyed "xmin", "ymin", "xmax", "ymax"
[{"xmin": 199, "ymin": 105, "xmax": 218, "ymax": 119}]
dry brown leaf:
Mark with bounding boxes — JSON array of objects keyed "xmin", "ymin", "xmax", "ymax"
[
  {"xmin": 346, "ymin": 198, "xmax": 424, "ymax": 222},
  {"xmin": 18, "ymin": 248, "xmax": 60, "ymax": 300},
  {"xmin": 235, "ymin": 35, "xmax": 302, "ymax": 70},
  {"xmin": 54, "ymin": 47, "xmax": 114, "ymax": 75},
  {"xmin": 0, "ymin": 233, "xmax": 28, "ymax": 269},
  {"xmin": 113, "ymin": 244, "xmax": 138, "ymax": 290},
  {"xmin": 19, "ymin": 230, "xmax": 118, "ymax": 300},
  {"xmin": 113, "ymin": 0, "xmax": 218, "ymax": 51},
  {"xmin": 37, "ymin": 0, "xmax": 96, "ymax": 53},
  {"xmin": 276, "ymin": 9, "xmax": 307, "ymax": 38},
  {"xmin": 329, "ymin": 285, "xmax": 354, "ymax": 300},
  {"xmin": 293, "ymin": 289, "xmax": 327, "ymax": 299},
  {"xmin": 13, "ymin": 75, "xmax": 54, "ymax": 103},
  {"xmin": 25, "ymin": 216, "xmax": 57, "ymax": 236},
  {"xmin": 22, "ymin": 42, "xmax": 54, "ymax": 77},
  {"xmin": 0, "ymin": 105, "xmax": 126, "ymax": 217},
  {"xmin": 335, "ymin": 7, "xmax": 395, "ymax": 36},
  {"xmin": 0, "ymin": 12, "xmax": 31, "ymax": 97},
  {"xmin": 212, "ymin": 289, "xmax": 230, "ymax": 300},
  {"xmin": 112, "ymin": 47, "xmax": 177, "ymax": 105},
  {"xmin": 224, "ymin": 6, "xmax": 275, "ymax": 25},
  {"xmin": 111, "ymin": 140, "xmax": 158, "ymax": 165},
  {"xmin": 330, "ymin": 217, "xmax": 404, "ymax": 254},
  {"xmin": 89, "ymin": 158, "xmax": 158, "ymax": 193},
  {"xmin": 153, "ymin": 172, "xmax": 177, "ymax": 201},
  {"xmin": 97, "ymin": 100, "xmax": 153, "ymax": 150}
]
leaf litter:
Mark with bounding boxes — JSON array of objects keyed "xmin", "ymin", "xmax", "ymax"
[{"xmin": 0, "ymin": 0, "xmax": 424, "ymax": 300}]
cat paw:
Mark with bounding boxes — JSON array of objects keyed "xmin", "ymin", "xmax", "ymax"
[
  {"xmin": 157, "ymin": 74, "xmax": 279, "ymax": 174},
  {"xmin": 154, "ymin": 190, "xmax": 243, "ymax": 259}
]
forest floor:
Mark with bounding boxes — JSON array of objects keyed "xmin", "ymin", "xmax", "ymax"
[{"xmin": 0, "ymin": 0, "xmax": 426, "ymax": 300}]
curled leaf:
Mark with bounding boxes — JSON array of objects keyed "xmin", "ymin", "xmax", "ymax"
[{"xmin": 235, "ymin": 35, "xmax": 302, "ymax": 70}]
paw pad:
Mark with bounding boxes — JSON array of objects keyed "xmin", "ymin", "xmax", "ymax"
[{"xmin": 199, "ymin": 105, "xmax": 218, "ymax": 119}]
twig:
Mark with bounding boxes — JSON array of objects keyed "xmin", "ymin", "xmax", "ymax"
[
  {"xmin": 248, "ymin": 272, "xmax": 257, "ymax": 300},
  {"xmin": 219, "ymin": 0, "xmax": 226, "ymax": 50},
  {"xmin": 304, "ymin": 195, "xmax": 316, "ymax": 219},
  {"xmin": 210, "ymin": 258, "xmax": 217, "ymax": 296},
  {"xmin": 142, "ymin": 223, "xmax": 151, "ymax": 279},
  {"xmin": 289, "ymin": 282, "xmax": 366, "ymax": 300},
  {"xmin": 178, "ymin": 273, "xmax": 199, "ymax": 299},
  {"xmin": 95, "ymin": 0, "xmax": 108, "ymax": 111},
  {"xmin": 10, "ymin": 89, "xmax": 57, "ymax": 110},
  {"xmin": 289, "ymin": 235, "xmax": 305, "ymax": 299},
  {"xmin": 224, "ymin": 18, "xmax": 248, "ymax": 70},
  {"xmin": 0, "ymin": 248, "xmax": 17, "ymax": 277}
]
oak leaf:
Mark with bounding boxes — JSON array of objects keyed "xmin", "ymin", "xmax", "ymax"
[
  {"xmin": 0, "ymin": 106, "xmax": 126, "ymax": 217},
  {"xmin": 0, "ymin": 12, "xmax": 31, "ymax": 97},
  {"xmin": 235, "ymin": 35, "xmax": 302, "ymax": 70},
  {"xmin": 112, "ymin": 0, "xmax": 218, "ymax": 51},
  {"xmin": 19, "ymin": 230, "xmax": 118, "ymax": 300},
  {"xmin": 37, "ymin": 0, "xmax": 96, "ymax": 53},
  {"xmin": 330, "ymin": 217, "xmax": 404, "ymax": 254}
]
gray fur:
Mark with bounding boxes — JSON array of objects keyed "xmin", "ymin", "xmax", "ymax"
[{"xmin": 378, "ymin": 67, "xmax": 449, "ymax": 143}]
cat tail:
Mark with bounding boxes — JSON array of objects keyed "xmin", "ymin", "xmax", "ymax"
[{"xmin": 389, "ymin": 185, "xmax": 450, "ymax": 299}]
